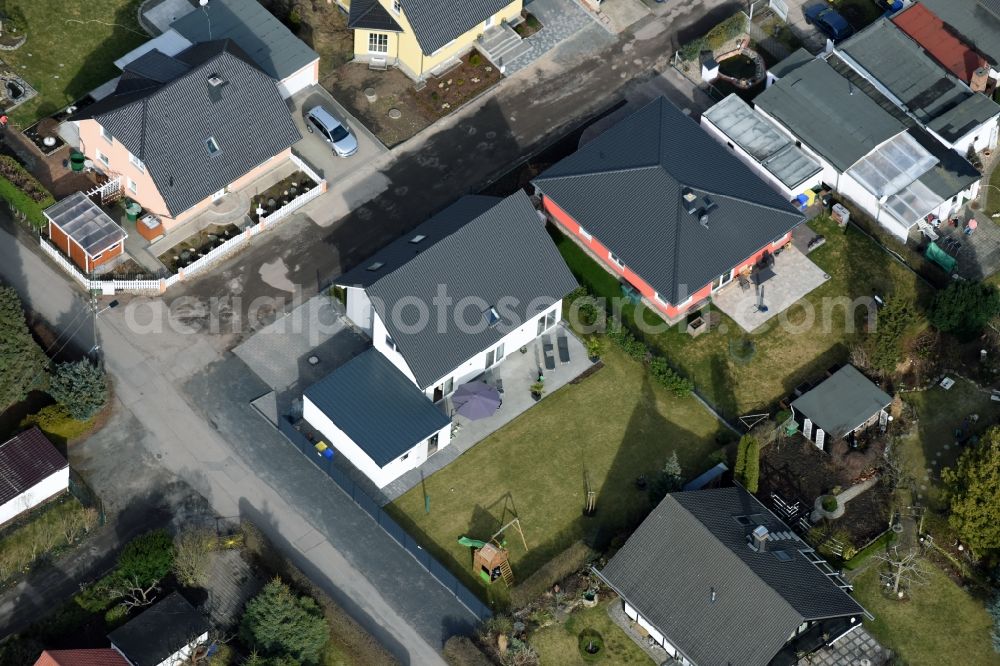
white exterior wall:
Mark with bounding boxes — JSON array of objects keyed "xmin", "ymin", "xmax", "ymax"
[
  {"xmin": 622, "ymin": 602, "xmax": 690, "ymax": 665},
  {"xmin": 344, "ymin": 286, "xmax": 374, "ymax": 335},
  {"xmin": 303, "ymin": 395, "xmax": 452, "ymax": 488},
  {"xmin": 699, "ymin": 115, "xmax": 818, "ymax": 200},
  {"xmin": 943, "ymin": 117, "xmax": 1000, "ymax": 155},
  {"xmin": 156, "ymin": 632, "xmax": 210, "ymax": 666},
  {"xmin": 0, "ymin": 468, "xmax": 69, "ymax": 526},
  {"xmin": 754, "ymin": 107, "xmax": 841, "ymax": 190},
  {"xmin": 277, "ymin": 59, "xmax": 319, "ymax": 98},
  {"xmin": 371, "ymin": 312, "xmax": 420, "ymax": 385},
  {"xmin": 421, "ymin": 303, "xmax": 563, "ymax": 398}
]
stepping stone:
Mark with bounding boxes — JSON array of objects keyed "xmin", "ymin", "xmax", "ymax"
[{"xmin": 943, "ymin": 444, "xmax": 950, "ymax": 450}]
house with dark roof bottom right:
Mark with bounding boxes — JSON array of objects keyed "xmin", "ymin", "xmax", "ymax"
[{"xmin": 596, "ymin": 486, "xmax": 868, "ymax": 666}]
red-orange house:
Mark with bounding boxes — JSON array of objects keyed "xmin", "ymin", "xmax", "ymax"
[
  {"xmin": 533, "ymin": 97, "xmax": 805, "ymax": 323},
  {"xmin": 44, "ymin": 192, "xmax": 127, "ymax": 273}
]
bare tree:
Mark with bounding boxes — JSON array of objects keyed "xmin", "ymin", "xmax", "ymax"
[
  {"xmin": 173, "ymin": 528, "xmax": 217, "ymax": 588},
  {"xmin": 105, "ymin": 574, "xmax": 160, "ymax": 611},
  {"xmin": 875, "ymin": 546, "xmax": 929, "ymax": 597}
]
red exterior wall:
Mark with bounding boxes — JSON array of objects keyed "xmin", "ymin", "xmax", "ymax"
[
  {"xmin": 541, "ymin": 194, "xmax": 793, "ymax": 319},
  {"xmin": 48, "ymin": 221, "xmax": 124, "ymax": 273}
]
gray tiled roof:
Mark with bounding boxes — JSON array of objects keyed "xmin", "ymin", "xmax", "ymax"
[
  {"xmin": 755, "ymin": 58, "xmax": 906, "ymax": 172},
  {"xmin": 0, "ymin": 427, "xmax": 67, "ymax": 506},
  {"xmin": 353, "ymin": 191, "xmax": 577, "ymax": 389},
  {"xmin": 349, "ymin": 0, "xmax": 404, "ymax": 31},
  {"xmin": 76, "ymin": 40, "xmax": 301, "ymax": 216},
  {"xmin": 109, "ymin": 592, "xmax": 210, "ymax": 666},
  {"xmin": 920, "ymin": 0, "xmax": 1000, "ymax": 66},
  {"xmin": 599, "ymin": 487, "xmax": 866, "ymax": 666},
  {"xmin": 124, "ymin": 49, "xmax": 192, "ymax": 83},
  {"xmin": 170, "ymin": 0, "xmax": 319, "ymax": 80},
  {"xmin": 304, "ymin": 349, "xmax": 450, "ymax": 467},
  {"xmin": 791, "ymin": 365, "xmax": 892, "ymax": 440},
  {"xmin": 44, "ymin": 192, "xmax": 127, "ymax": 257},
  {"xmin": 533, "ymin": 97, "xmax": 804, "ymax": 305},
  {"xmin": 837, "ymin": 19, "xmax": 1000, "ymax": 136},
  {"xmin": 400, "ymin": 0, "xmax": 512, "ymax": 54}
]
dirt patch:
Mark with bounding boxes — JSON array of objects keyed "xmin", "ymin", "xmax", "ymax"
[
  {"xmin": 413, "ymin": 55, "xmax": 503, "ymax": 120},
  {"xmin": 326, "ymin": 65, "xmax": 434, "ymax": 148},
  {"xmin": 157, "ymin": 223, "xmax": 242, "ymax": 273},
  {"xmin": 515, "ymin": 11, "xmax": 543, "ymax": 38},
  {"xmin": 247, "ymin": 170, "xmax": 318, "ymax": 218},
  {"xmin": 103, "ymin": 258, "xmax": 154, "ymax": 279},
  {"xmin": 287, "ymin": 0, "xmax": 355, "ymax": 79}
]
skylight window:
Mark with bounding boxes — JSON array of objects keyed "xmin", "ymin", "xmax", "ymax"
[
  {"xmin": 483, "ymin": 307, "xmax": 500, "ymax": 326},
  {"xmin": 205, "ymin": 137, "xmax": 220, "ymax": 155},
  {"xmin": 410, "ymin": 234, "xmax": 427, "ymax": 244},
  {"xmin": 367, "ymin": 261, "xmax": 384, "ymax": 271}
]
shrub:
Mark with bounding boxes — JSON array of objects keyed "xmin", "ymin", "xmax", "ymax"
[
  {"xmin": 21, "ymin": 403, "xmax": 93, "ymax": 443},
  {"xmin": 0, "ymin": 285, "xmax": 49, "ymax": 409},
  {"xmin": 930, "ymin": 281, "xmax": 1000, "ymax": 340},
  {"xmin": 0, "ymin": 156, "xmax": 55, "ymax": 228},
  {"xmin": 821, "ymin": 495, "xmax": 838, "ymax": 512},
  {"xmin": 606, "ymin": 323, "xmax": 646, "ymax": 361},
  {"xmin": 648, "ymin": 356, "xmax": 694, "ymax": 397},
  {"xmin": 585, "ymin": 336, "xmax": 603, "ymax": 360},
  {"xmin": 735, "ymin": 435, "xmax": 760, "ymax": 493},
  {"xmin": 116, "ymin": 529, "xmax": 175, "ymax": 588},
  {"xmin": 48, "ymin": 360, "xmax": 108, "ymax": 421},
  {"xmin": 0, "ymin": 498, "xmax": 98, "ymax": 586},
  {"xmin": 240, "ymin": 578, "xmax": 329, "ymax": 664},
  {"xmin": 942, "ymin": 427, "xmax": 1000, "ymax": 554},
  {"xmin": 469, "ymin": 52, "xmax": 482, "ymax": 67},
  {"xmin": 173, "ymin": 528, "xmax": 217, "ymax": 588},
  {"xmin": 870, "ymin": 297, "xmax": 914, "ymax": 375}
]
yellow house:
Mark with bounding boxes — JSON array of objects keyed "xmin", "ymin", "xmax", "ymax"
[{"xmin": 346, "ymin": 0, "xmax": 523, "ymax": 80}]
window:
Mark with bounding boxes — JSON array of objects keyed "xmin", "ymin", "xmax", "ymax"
[
  {"xmin": 483, "ymin": 306, "xmax": 500, "ymax": 326},
  {"xmin": 410, "ymin": 234, "xmax": 426, "ymax": 244},
  {"xmin": 369, "ymin": 33, "xmax": 389, "ymax": 54},
  {"xmin": 400, "ymin": 452, "xmax": 409, "ymax": 461},
  {"xmin": 578, "ymin": 225, "xmax": 592, "ymax": 241},
  {"xmin": 100, "ymin": 125, "xmax": 113, "ymax": 143},
  {"xmin": 96, "ymin": 149, "xmax": 110, "ymax": 167},
  {"xmin": 726, "ymin": 141, "xmax": 734, "ymax": 149},
  {"xmin": 385, "ymin": 334, "xmax": 397, "ymax": 352},
  {"xmin": 537, "ymin": 309, "xmax": 557, "ymax": 335},
  {"xmin": 392, "ymin": 0, "xmax": 401, "ymax": 13},
  {"xmin": 608, "ymin": 251, "xmax": 625, "ymax": 269},
  {"xmin": 127, "ymin": 178, "xmax": 137, "ymax": 194},
  {"xmin": 129, "ymin": 152, "xmax": 144, "ymax": 172},
  {"xmin": 205, "ymin": 136, "xmax": 220, "ymax": 155},
  {"xmin": 367, "ymin": 261, "xmax": 384, "ymax": 271},
  {"xmin": 496, "ymin": 342, "xmax": 505, "ymax": 360}
]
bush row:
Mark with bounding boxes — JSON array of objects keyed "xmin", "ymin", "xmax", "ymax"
[
  {"xmin": 606, "ymin": 323, "xmax": 694, "ymax": 397},
  {"xmin": 0, "ymin": 156, "xmax": 55, "ymax": 229}
]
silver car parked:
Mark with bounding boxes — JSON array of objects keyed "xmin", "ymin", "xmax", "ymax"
[{"xmin": 305, "ymin": 105, "xmax": 358, "ymax": 158}]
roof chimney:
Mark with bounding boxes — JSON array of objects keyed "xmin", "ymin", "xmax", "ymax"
[
  {"xmin": 682, "ymin": 188, "xmax": 698, "ymax": 214},
  {"xmin": 208, "ymin": 74, "xmax": 225, "ymax": 87},
  {"xmin": 750, "ymin": 525, "xmax": 769, "ymax": 552},
  {"xmin": 971, "ymin": 67, "xmax": 990, "ymax": 93}
]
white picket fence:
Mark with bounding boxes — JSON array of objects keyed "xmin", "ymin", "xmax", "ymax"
[{"xmin": 40, "ymin": 155, "xmax": 327, "ymax": 295}]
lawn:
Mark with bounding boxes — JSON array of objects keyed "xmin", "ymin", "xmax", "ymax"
[
  {"xmin": 899, "ymin": 379, "xmax": 997, "ymax": 510},
  {"xmin": 531, "ymin": 599, "xmax": 653, "ymax": 665},
  {"xmin": 853, "ymin": 558, "xmax": 997, "ymax": 666},
  {"xmin": 1, "ymin": 0, "xmax": 148, "ymax": 126},
  {"xmin": 553, "ymin": 216, "xmax": 931, "ymax": 419},
  {"xmin": 388, "ymin": 346, "xmax": 725, "ymax": 605}
]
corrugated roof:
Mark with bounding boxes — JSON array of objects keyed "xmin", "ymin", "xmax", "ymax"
[
  {"xmin": 304, "ymin": 349, "xmax": 451, "ymax": 467},
  {"xmin": 358, "ymin": 191, "xmax": 577, "ymax": 389},
  {"xmin": 920, "ymin": 0, "xmax": 1000, "ymax": 66},
  {"xmin": 838, "ymin": 18, "xmax": 1000, "ymax": 135},
  {"xmin": 0, "ymin": 427, "xmax": 67, "ymax": 506},
  {"xmin": 75, "ymin": 40, "xmax": 301, "ymax": 216},
  {"xmin": 34, "ymin": 649, "xmax": 131, "ymax": 666},
  {"xmin": 534, "ymin": 97, "xmax": 803, "ymax": 305},
  {"xmin": 756, "ymin": 58, "xmax": 906, "ymax": 172},
  {"xmin": 703, "ymin": 94, "xmax": 822, "ymax": 189},
  {"xmin": 44, "ymin": 193, "xmax": 127, "ymax": 257},
  {"xmin": 170, "ymin": 0, "xmax": 318, "ymax": 80},
  {"xmin": 108, "ymin": 592, "xmax": 209, "ymax": 666},
  {"xmin": 892, "ymin": 3, "xmax": 987, "ymax": 82},
  {"xmin": 399, "ymin": 0, "xmax": 512, "ymax": 54},
  {"xmin": 599, "ymin": 487, "xmax": 866, "ymax": 666},
  {"xmin": 348, "ymin": 0, "xmax": 404, "ymax": 31},
  {"xmin": 791, "ymin": 365, "xmax": 892, "ymax": 439}
]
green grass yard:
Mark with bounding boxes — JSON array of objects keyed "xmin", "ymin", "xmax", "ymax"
[
  {"xmin": 553, "ymin": 217, "xmax": 930, "ymax": 418},
  {"xmin": 2, "ymin": 0, "xmax": 148, "ymax": 125},
  {"xmin": 853, "ymin": 559, "xmax": 997, "ymax": 666},
  {"xmin": 387, "ymin": 346, "xmax": 725, "ymax": 604},
  {"xmin": 531, "ymin": 599, "xmax": 653, "ymax": 665}
]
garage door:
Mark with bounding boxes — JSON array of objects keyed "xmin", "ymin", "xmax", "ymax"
[{"xmin": 278, "ymin": 61, "xmax": 319, "ymax": 98}]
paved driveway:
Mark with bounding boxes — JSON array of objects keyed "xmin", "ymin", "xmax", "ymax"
[{"xmin": 288, "ymin": 85, "xmax": 389, "ymax": 183}]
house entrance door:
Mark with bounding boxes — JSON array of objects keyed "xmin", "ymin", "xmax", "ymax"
[
  {"xmin": 712, "ymin": 271, "xmax": 733, "ymax": 291},
  {"xmin": 427, "ymin": 434, "xmax": 439, "ymax": 456}
]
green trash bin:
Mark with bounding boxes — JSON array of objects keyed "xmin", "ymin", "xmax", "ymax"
[
  {"xmin": 69, "ymin": 151, "xmax": 85, "ymax": 172},
  {"xmin": 125, "ymin": 201, "xmax": 142, "ymax": 223}
]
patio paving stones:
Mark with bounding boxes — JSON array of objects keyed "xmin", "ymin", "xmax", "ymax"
[{"xmin": 506, "ymin": 0, "xmax": 599, "ymax": 74}]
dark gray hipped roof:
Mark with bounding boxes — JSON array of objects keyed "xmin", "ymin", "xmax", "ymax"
[
  {"xmin": 75, "ymin": 40, "xmax": 301, "ymax": 216},
  {"xmin": 599, "ymin": 487, "xmax": 866, "ymax": 666},
  {"xmin": 0, "ymin": 427, "xmax": 67, "ymax": 506},
  {"xmin": 170, "ymin": 0, "xmax": 318, "ymax": 80},
  {"xmin": 349, "ymin": 0, "xmax": 404, "ymax": 31},
  {"xmin": 44, "ymin": 192, "xmax": 127, "ymax": 256},
  {"xmin": 399, "ymin": 0, "xmax": 512, "ymax": 54},
  {"xmin": 920, "ymin": 0, "xmax": 1000, "ymax": 66},
  {"xmin": 304, "ymin": 349, "xmax": 450, "ymax": 467},
  {"xmin": 533, "ymin": 97, "xmax": 804, "ymax": 305},
  {"xmin": 791, "ymin": 365, "xmax": 892, "ymax": 440},
  {"xmin": 108, "ymin": 592, "xmax": 209, "ymax": 666},
  {"xmin": 755, "ymin": 58, "xmax": 906, "ymax": 172},
  {"xmin": 342, "ymin": 191, "xmax": 577, "ymax": 389},
  {"xmin": 837, "ymin": 19, "xmax": 1000, "ymax": 139}
]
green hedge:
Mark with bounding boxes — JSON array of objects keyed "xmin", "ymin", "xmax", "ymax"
[
  {"xmin": 0, "ymin": 156, "xmax": 55, "ymax": 229},
  {"xmin": 843, "ymin": 529, "xmax": 897, "ymax": 570}
]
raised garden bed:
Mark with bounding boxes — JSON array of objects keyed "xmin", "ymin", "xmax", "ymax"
[
  {"xmin": 514, "ymin": 12, "xmax": 542, "ymax": 38},
  {"xmin": 22, "ymin": 116, "xmax": 64, "ymax": 155},
  {"xmin": 247, "ymin": 170, "xmax": 318, "ymax": 220},
  {"xmin": 157, "ymin": 223, "xmax": 242, "ymax": 273},
  {"xmin": 413, "ymin": 53, "xmax": 503, "ymax": 120}
]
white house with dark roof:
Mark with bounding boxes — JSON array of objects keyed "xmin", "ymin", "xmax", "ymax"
[
  {"xmin": 108, "ymin": 592, "xmax": 210, "ymax": 666},
  {"xmin": 0, "ymin": 428, "xmax": 69, "ymax": 526},
  {"xmin": 335, "ymin": 191, "xmax": 577, "ymax": 403},
  {"xmin": 597, "ymin": 486, "xmax": 868, "ymax": 666}
]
